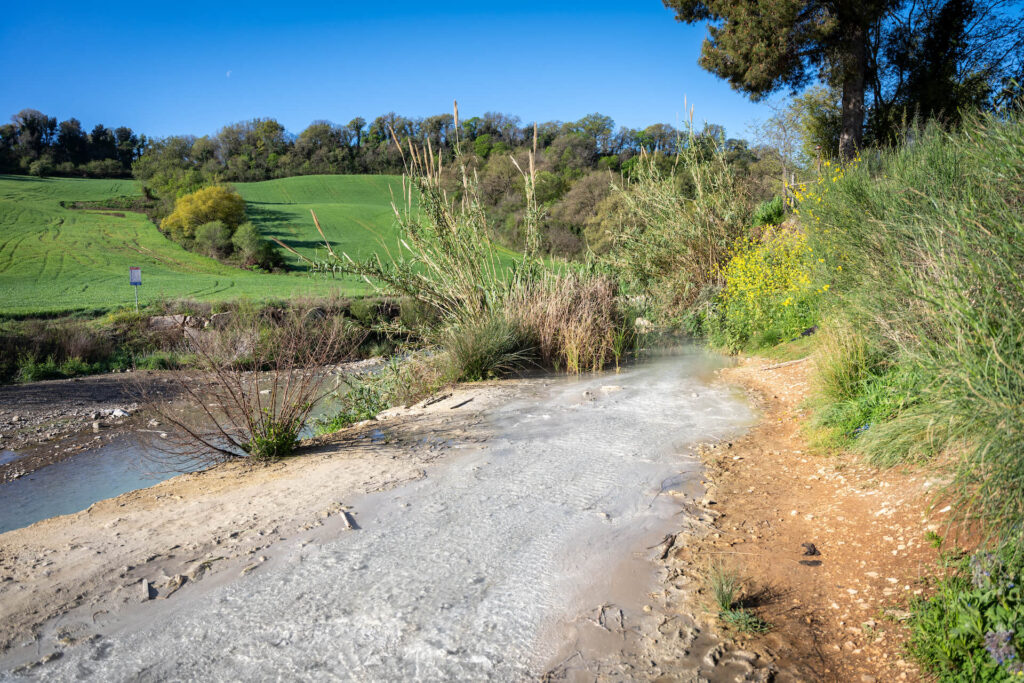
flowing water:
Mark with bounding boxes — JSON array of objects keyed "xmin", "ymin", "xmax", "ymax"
[
  {"xmin": 8, "ymin": 347, "xmax": 755, "ymax": 680},
  {"xmin": 0, "ymin": 394, "xmax": 345, "ymax": 534}
]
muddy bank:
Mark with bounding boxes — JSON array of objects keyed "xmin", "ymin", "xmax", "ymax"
[
  {"xmin": 0, "ymin": 372, "xmax": 174, "ymax": 484},
  {"xmin": 0, "ymin": 358, "xmax": 383, "ymax": 485},
  {"xmin": 0, "ymin": 349, "xmax": 775, "ymax": 681},
  {"xmin": 0, "ymin": 383, "xmax": 506, "ymax": 662}
]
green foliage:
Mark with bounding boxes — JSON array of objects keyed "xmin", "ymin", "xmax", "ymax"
[
  {"xmin": 804, "ymin": 111, "xmax": 1024, "ymax": 541},
  {"xmin": 230, "ymin": 222, "xmax": 281, "ymax": 270},
  {"xmin": 284, "ymin": 128, "xmax": 632, "ymax": 379},
  {"xmin": 707, "ymin": 563, "xmax": 772, "ymax": 634},
  {"xmin": 314, "ymin": 376, "xmax": 390, "ymax": 434},
  {"xmin": 793, "ymin": 86, "xmax": 843, "ymax": 162},
  {"xmin": 610, "ymin": 131, "xmax": 751, "ymax": 319},
  {"xmin": 443, "ymin": 310, "xmax": 534, "ymax": 382},
  {"xmin": 907, "ymin": 544, "xmax": 1024, "ymax": 680},
  {"xmin": 194, "ymin": 220, "xmax": 233, "ymax": 258},
  {"xmin": 28, "ymin": 157, "xmax": 53, "ymax": 178},
  {"xmin": 16, "ymin": 355, "xmax": 64, "ymax": 382},
  {"xmin": 133, "ymin": 350, "xmax": 193, "ymax": 370},
  {"xmin": 751, "ymin": 196, "xmax": 784, "ymax": 228},
  {"xmin": 241, "ymin": 412, "xmax": 302, "ymax": 462}
]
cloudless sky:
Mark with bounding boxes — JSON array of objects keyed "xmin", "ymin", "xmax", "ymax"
[{"xmin": 1, "ymin": 1, "xmax": 774, "ymax": 140}]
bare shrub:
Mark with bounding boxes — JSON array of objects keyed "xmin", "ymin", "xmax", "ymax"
[{"xmin": 140, "ymin": 313, "xmax": 363, "ymax": 471}]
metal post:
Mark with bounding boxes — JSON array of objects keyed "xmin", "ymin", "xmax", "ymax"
[{"xmin": 134, "ymin": 286, "xmax": 139, "ymax": 312}]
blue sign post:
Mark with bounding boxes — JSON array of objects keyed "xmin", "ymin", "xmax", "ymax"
[{"xmin": 129, "ymin": 267, "xmax": 141, "ymax": 311}]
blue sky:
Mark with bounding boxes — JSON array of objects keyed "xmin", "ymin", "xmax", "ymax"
[{"xmin": 1, "ymin": 1, "xmax": 774, "ymax": 140}]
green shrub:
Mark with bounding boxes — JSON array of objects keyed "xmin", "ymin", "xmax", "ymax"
[
  {"xmin": 194, "ymin": 220, "xmax": 233, "ymax": 258},
  {"xmin": 908, "ymin": 543, "xmax": 1024, "ymax": 680},
  {"xmin": 443, "ymin": 310, "xmax": 533, "ymax": 382},
  {"xmin": 751, "ymin": 196, "xmax": 785, "ymax": 228},
  {"xmin": 231, "ymin": 222, "xmax": 281, "ymax": 269}
]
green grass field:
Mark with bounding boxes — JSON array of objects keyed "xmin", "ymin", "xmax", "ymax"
[
  {"xmin": 0, "ymin": 175, "xmax": 409, "ymax": 316},
  {"xmin": 0, "ymin": 173, "xmax": 529, "ymax": 317},
  {"xmin": 236, "ymin": 174, "xmax": 406, "ymax": 267}
]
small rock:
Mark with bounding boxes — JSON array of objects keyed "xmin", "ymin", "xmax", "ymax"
[
  {"xmin": 111, "ymin": 408, "xmax": 130, "ymax": 418},
  {"xmin": 92, "ymin": 421, "xmax": 102, "ymax": 433}
]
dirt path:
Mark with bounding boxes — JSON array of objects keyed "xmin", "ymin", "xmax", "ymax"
[{"xmin": 653, "ymin": 355, "xmax": 952, "ymax": 682}]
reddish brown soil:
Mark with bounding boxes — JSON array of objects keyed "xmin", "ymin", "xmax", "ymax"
[{"xmin": 669, "ymin": 355, "xmax": 956, "ymax": 682}]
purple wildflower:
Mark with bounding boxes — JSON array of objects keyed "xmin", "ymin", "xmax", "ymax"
[{"xmin": 985, "ymin": 630, "xmax": 1018, "ymax": 666}]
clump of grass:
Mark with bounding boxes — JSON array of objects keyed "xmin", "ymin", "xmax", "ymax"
[
  {"xmin": 803, "ymin": 110, "xmax": 1024, "ymax": 542},
  {"xmin": 277, "ymin": 103, "xmax": 633, "ymax": 380},
  {"xmin": 443, "ymin": 310, "xmax": 534, "ymax": 381},
  {"xmin": 706, "ymin": 563, "xmax": 772, "ymax": 634},
  {"xmin": 511, "ymin": 271, "xmax": 628, "ymax": 373}
]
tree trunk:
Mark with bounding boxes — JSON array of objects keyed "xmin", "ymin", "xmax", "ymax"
[{"xmin": 839, "ymin": 26, "xmax": 868, "ymax": 160}]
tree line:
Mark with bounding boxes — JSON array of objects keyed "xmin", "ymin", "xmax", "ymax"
[{"xmin": 0, "ymin": 109, "xmax": 147, "ymax": 177}]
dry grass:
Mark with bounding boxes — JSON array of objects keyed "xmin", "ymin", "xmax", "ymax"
[{"xmin": 511, "ymin": 272, "xmax": 625, "ymax": 373}]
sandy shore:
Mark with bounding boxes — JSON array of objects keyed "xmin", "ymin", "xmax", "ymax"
[{"xmin": 0, "ymin": 382, "xmax": 508, "ymax": 663}]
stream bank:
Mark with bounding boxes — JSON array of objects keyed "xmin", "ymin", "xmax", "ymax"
[{"xmin": 0, "ymin": 348, "xmax": 774, "ymax": 680}]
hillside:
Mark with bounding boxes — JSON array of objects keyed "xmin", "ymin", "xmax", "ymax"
[
  {"xmin": 235, "ymin": 174, "xmax": 404, "ymax": 268},
  {"xmin": 0, "ymin": 176, "xmax": 398, "ymax": 316}
]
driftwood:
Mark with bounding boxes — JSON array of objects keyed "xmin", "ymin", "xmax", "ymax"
[
  {"xmin": 341, "ymin": 509, "xmax": 360, "ymax": 530},
  {"xmin": 759, "ymin": 357, "xmax": 809, "ymax": 371}
]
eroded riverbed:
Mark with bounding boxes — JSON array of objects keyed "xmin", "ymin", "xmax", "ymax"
[{"xmin": 3, "ymin": 348, "xmax": 755, "ymax": 680}]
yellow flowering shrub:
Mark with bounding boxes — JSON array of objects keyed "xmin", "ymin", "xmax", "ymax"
[{"xmin": 709, "ymin": 226, "xmax": 823, "ymax": 350}]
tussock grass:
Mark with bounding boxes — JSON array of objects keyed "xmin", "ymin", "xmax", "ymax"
[
  {"xmin": 806, "ymin": 109, "xmax": 1024, "ymax": 542},
  {"xmin": 706, "ymin": 563, "xmax": 771, "ymax": 634},
  {"xmin": 279, "ymin": 103, "xmax": 635, "ymax": 382}
]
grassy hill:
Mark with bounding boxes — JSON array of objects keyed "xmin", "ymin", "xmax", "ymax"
[
  {"xmin": 0, "ymin": 175, "xmax": 401, "ymax": 316},
  {"xmin": 236, "ymin": 174, "xmax": 405, "ymax": 267},
  {"xmin": 0, "ymin": 173, "xmax": 529, "ymax": 317}
]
